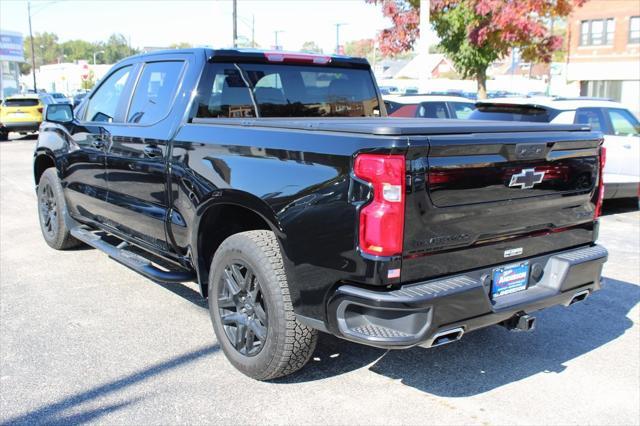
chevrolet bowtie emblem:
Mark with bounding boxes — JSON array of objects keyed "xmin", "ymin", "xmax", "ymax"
[{"xmin": 509, "ymin": 168, "xmax": 545, "ymax": 189}]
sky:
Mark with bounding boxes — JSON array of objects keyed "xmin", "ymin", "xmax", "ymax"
[{"xmin": 0, "ymin": 0, "xmax": 392, "ymax": 53}]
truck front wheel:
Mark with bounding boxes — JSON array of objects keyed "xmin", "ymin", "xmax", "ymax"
[
  {"xmin": 208, "ymin": 230, "xmax": 318, "ymax": 380},
  {"xmin": 37, "ymin": 168, "xmax": 81, "ymax": 250}
]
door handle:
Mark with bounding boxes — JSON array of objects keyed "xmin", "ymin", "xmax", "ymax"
[
  {"xmin": 143, "ymin": 145, "xmax": 163, "ymax": 158},
  {"xmin": 91, "ymin": 139, "xmax": 105, "ymax": 149},
  {"xmin": 623, "ymin": 144, "xmax": 632, "ymax": 149}
]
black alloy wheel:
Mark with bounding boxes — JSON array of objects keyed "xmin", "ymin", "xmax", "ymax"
[
  {"xmin": 38, "ymin": 181, "xmax": 59, "ymax": 240},
  {"xmin": 36, "ymin": 168, "xmax": 81, "ymax": 250},
  {"xmin": 217, "ymin": 261, "xmax": 268, "ymax": 357},
  {"xmin": 208, "ymin": 230, "xmax": 318, "ymax": 380}
]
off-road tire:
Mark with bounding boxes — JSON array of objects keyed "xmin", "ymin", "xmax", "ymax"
[
  {"xmin": 208, "ymin": 230, "xmax": 318, "ymax": 380},
  {"xmin": 37, "ymin": 168, "xmax": 81, "ymax": 250}
]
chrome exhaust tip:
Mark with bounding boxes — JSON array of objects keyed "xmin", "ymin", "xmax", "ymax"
[
  {"xmin": 569, "ymin": 289, "xmax": 590, "ymax": 305},
  {"xmin": 428, "ymin": 327, "xmax": 465, "ymax": 347}
]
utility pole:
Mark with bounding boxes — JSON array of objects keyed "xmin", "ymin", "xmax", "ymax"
[
  {"xmin": 27, "ymin": 1, "xmax": 37, "ymax": 91},
  {"xmin": 232, "ymin": 0, "xmax": 238, "ymax": 48},
  {"xmin": 251, "ymin": 14, "xmax": 255, "ymax": 48},
  {"xmin": 274, "ymin": 30, "xmax": 284, "ymax": 50},
  {"xmin": 335, "ymin": 23, "xmax": 347, "ymax": 54}
]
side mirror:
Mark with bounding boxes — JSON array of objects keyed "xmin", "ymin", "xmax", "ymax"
[{"xmin": 45, "ymin": 103, "xmax": 73, "ymax": 124}]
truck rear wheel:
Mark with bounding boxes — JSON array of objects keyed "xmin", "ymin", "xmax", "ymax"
[
  {"xmin": 208, "ymin": 230, "xmax": 318, "ymax": 380},
  {"xmin": 37, "ymin": 168, "xmax": 81, "ymax": 250}
]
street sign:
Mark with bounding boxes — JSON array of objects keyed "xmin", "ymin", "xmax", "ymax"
[
  {"xmin": 0, "ymin": 31, "xmax": 24, "ymax": 62},
  {"xmin": 80, "ymin": 62, "xmax": 89, "ymax": 81}
]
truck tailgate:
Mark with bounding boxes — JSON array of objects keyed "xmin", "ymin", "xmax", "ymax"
[{"xmin": 402, "ymin": 130, "xmax": 603, "ymax": 282}]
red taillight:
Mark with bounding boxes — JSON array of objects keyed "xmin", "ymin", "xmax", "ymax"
[
  {"xmin": 264, "ymin": 52, "xmax": 332, "ymax": 65},
  {"xmin": 595, "ymin": 146, "xmax": 606, "ymax": 218},
  {"xmin": 37, "ymin": 107, "xmax": 43, "ymax": 113},
  {"xmin": 354, "ymin": 154, "xmax": 405, "ymax": 256}
]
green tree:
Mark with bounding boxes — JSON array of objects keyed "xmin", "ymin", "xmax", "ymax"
[
  {"xmin": 344, "ymin": 39, "xmax": 374, "ymax": 58},
  {"xmin": 369, "ymin": 0, "xmax": 586, "ymax": 98},
  {"xmin": 235, "ymin": 36, "xmax": 259, "ymax": 48},
  {"xmin": 101, "ymin": 34, "xmax": 138, "ymax": 64},
  {"xmin": 169, "ymin": 42, "xmax": 193, "ymax": 49},
  {"xmin": 61, "ymin": 39, "xmax": 95, "ymax": 63},
  {"xmin": 301, "ymin": 41, "xmax": 323, "ymax": 53},
  {"xmin": 20, "ymin": 32, "xmax": 62, "ymax": 74},
  {"xmin": 81, "ymin": 70, "xmax": 96, "ymax": 90}
]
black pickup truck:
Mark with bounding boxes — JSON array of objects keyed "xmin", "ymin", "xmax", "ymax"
[{"xmin": 35, "ymin": 48, "xmax": 608, "ymax": 380}]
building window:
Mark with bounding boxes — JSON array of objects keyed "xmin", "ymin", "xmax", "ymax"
[
  {"xmin": 580, "ymin": 80, "xmax": 622, "ymax": 102},
  {"xmin": 630, "ymin": 16, "xmax": 640, "ymax": 44},
  {"xmin": 580, "ymin": 18, "xmax": 615, "ymax": 46}
]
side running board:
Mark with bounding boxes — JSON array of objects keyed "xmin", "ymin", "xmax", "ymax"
[{"xmin": 70, "ymin": 226, "xmax": 196, "ymax": 283}]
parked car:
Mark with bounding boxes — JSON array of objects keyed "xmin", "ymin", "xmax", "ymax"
[
  {"xmin": 384, "ymin": 95, "xmax": 476, "ymax": 119},
  {"xmin": 48, "ymin": 92, "xmax": 72, "ymax": 104},
  {"xmin": 34, "ymin": 48, "xmax": 607, "ymax": 380},
  {"xmin": 378, "ymin": 85, "xmax": 400, "ymax": 95},
  {"xmin": 470, "ymin": 97, "xmax": 640, "ymax": 200},
  {"xmin": 72, "ymin": 92, "xmax": 88, "ymax": 108},
  {"xmin": 0, "ymin": 94, "xmax": 48, "ymax": 140},
  {"xmin": 487, "ymin": 90, "xmax": 521, "ymax": 98}
]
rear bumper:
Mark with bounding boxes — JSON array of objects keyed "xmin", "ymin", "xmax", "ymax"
[
  {"xmin": 0, "ymin": 121, "xmax": 40, "ymax": 132},
  {"xmin": 326, "ymin": 244, "xmax": 608, "ymax": 349}
]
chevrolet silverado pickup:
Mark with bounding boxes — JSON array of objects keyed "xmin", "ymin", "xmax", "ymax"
[{"xmin": 35, "ymin": 48, "xmax": 608, "ymax": 380}]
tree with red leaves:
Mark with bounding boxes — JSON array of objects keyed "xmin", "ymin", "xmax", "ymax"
[{"xmin": 368, "ymin": 0, "xmax": 586, "ymax": 98}]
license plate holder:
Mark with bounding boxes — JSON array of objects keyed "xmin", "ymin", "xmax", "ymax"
[{"xmin": 491, "ymin": 261, "xmax": 530, "ymax": 298}]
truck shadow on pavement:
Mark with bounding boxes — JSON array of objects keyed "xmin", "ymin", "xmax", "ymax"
[
  {"xmin": 602, "ymin": 198, "xmax": 639, "ymax": 215},
  {"xmin": 279, "ymin": 277, "xmax": 639, "ymax": 397},
  {"xmin": 1, "ymin": 345, "xmax": 219, "ymax": 426}
]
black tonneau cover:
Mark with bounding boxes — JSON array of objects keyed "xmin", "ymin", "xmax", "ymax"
[{"xmin": 191, "ymin": 117, "xmax": 591, "ymax": 136}]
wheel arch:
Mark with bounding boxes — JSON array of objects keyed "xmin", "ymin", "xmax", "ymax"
[
  {"xmin": 190, "ymin": 191, "xmax": 284, "ymax": 298},
  {"xmin": 33, "ymin": 149, "xmax": 57, "ymax": 186}
]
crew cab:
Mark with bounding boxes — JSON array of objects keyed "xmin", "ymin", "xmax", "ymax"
[
  {"xmin": 470, "ymin": 97, "xmax": 640, "ymax": 200},
  {"xmin": 34, "ymin": 49, "xmax": 608, "ymax": 380}
]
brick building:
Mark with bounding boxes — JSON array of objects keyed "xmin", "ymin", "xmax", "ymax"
[{"xmin": 566, "ymin": 0, "xmax": 640, "ymax": 115}]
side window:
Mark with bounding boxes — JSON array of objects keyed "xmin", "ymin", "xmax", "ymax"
[
  {"xmin": 84, "ymin": 66, "xmax": 132, "ymax": 123},
  {"xmin": 574, "ymin": 108, "xmax": 606, "ymax": 132},
  {"xmin": 417, "ymin": 102, "xmax": 449, "ymax": 118},
  {"xmin": 606, "ymin": 108, "xmax": 640, "ymax": 136},
  {"xmin": 450, "ymin": 102, "xmax": 475, "ymax": 119},
  {"xmin": 127, "ymin": 61, "xmax": 184, "ymax": 124}
]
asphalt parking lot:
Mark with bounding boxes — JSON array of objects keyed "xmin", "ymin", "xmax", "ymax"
[{"xmin": 1, "ymin": 135, "xmax": 639, "ymax": 425}]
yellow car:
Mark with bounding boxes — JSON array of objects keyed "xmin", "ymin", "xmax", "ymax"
[{"xmin": 0, "ymin": 95, "xmax": 46, "ymax": 140}]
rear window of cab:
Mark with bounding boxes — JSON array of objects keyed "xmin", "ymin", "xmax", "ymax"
[{"xmin": 196, "ymin": 62, "xmax": 380, "ymax": 118}]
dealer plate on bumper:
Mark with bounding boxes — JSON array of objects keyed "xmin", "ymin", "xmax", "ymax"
[{"xmin": 492, "ymin": 261, "xmax": 530, "ymax": 298}]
